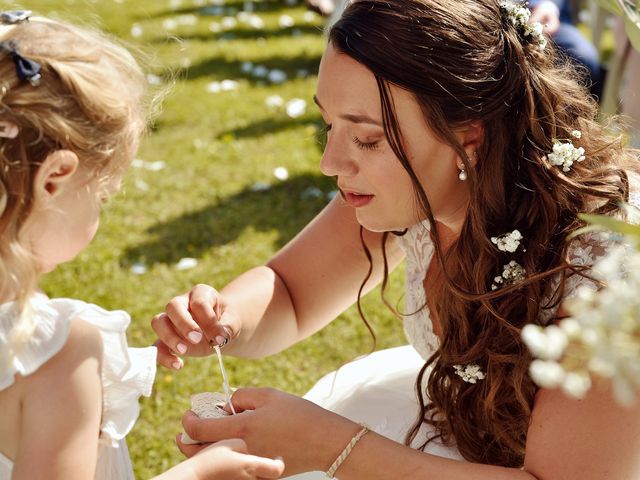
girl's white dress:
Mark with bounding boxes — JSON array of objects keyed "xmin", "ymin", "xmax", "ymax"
[
  {"xmin": 0, "ymin": 296, "xmax": 157, "ymax": 480},
  {"xmin": 286, "ymin": 190, "xmax": 640, "ymax": 478}
]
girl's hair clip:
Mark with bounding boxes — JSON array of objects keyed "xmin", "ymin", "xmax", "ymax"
[
  {"xmin": 0, "ymin": 40, "xmax": 42, "ymax": 86},
  {"xmin": 0, "ymin": 10, "xmax": 32, "ymax": 25},
  {"xmin": 0, "ymin": 120, "xmax": 19, "ymax": 139}
]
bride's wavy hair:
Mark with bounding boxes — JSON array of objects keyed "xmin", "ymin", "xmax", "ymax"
[{"xmin": 330, "ymin": 0, "xmax": 637, "ymax": 467}]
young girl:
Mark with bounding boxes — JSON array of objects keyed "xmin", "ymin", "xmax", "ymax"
[
  {"xmin": 154, "ymin": 0, "xmax": 640, "ymax": 478},
  {"xmin": 0, "ymin": 12, "xmax": 284, "ymax": 480}
]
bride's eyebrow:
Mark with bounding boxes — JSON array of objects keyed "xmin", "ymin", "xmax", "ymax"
[{"xmin": 313, "ymin": 94, "xmax": 382, "ymax": 127}]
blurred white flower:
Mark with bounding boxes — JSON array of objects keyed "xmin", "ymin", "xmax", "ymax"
[
  {"xmin": 279, "ymin": 14, "xmax": 295, "ymax": 28},
  {"xmin": 265, "ymin": 95, "xmax": 284, "ymax": 109},
  {"xmin": 267, "ymin": 69, "xmax": 287, "ymax": 84},
  {"xmin": 523, "ymin": 219, "xmax": 640, "ymax": 405}
]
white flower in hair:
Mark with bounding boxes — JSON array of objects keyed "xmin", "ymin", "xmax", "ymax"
[
  {"xmin": 492, "ymin": 260, "xmax": 526, "ymax": 290},
  {"xmin": 545, "ymin": 135, "xmax": 586, "ymax": 173},
  {"xmin": 500, "ymin": 1, "xmax": 547, "ymax": 51},
  {"xmin": 491, "ymin": 229, "xmax": 523, "ymax": 253},
  {"xmin": 454, "ymin": 364, "xmax": 486, "ymax": 383}
]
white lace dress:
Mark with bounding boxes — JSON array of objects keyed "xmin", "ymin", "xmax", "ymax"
[
  {"xmin": 286, "ymin": 191, "xmax": 640, "ymax": 479},
  {"xmin": 0, "ymin": 296, "xmax": 157, "ymax": 480}
]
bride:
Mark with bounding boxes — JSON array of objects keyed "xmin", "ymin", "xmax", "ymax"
[{"xmin": 152, "ymin": 0, "xmax": 640, "ymax": 478}]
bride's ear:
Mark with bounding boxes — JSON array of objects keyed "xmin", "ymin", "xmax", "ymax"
[
  {"xmin": 32, "ymin": 150, "xmax": 80, "ymax": 204},
  {"xmin": 460, "ymin": 121, "xmax": 484, "ymax": 168}
]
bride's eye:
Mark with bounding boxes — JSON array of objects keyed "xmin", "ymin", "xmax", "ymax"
[{"xmin": 352, "ymin": 136, "xmax": 379, "ymax": 151}]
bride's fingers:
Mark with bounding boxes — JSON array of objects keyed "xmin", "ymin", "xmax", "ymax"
[
  {"xmin": 165, "ymin": 294, "xmax": 206, "ymax": 344},
  {"xmin": 152, "ymin": 313, "xmax": 193, "ymax": 355},
  {"xmin": 187, "ymin": 284, "xmax": 225, "ymax": 344},
  {"xmin": 182, "ymin": 410, "xmax": 250, "ymax": 444}
]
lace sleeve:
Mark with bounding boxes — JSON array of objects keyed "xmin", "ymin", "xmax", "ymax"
[{"xmin": 540, "ymin": 190, "xmax": 640, "ymax": 324}]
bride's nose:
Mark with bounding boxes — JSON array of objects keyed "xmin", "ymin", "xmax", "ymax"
[{"xmin": 320, "ymin": 131, "xmax": 358, "ymax": 177}]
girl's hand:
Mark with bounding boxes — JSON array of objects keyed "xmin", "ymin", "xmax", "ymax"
[
  {"xmin": 179, "ymin": 388, "xmax": 360, "ymax": 476},
  {"xmin": 155, "ymin": 438, "xmax": 285, "ymax": 480},
  {"xmin": 152, "ymin": 284, "xmax": 239, "ymax": 370}
]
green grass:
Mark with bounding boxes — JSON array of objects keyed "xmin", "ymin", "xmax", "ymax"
[{"xmin": 9, "ymin": 0, "xmax": 407, "ymax": 477}]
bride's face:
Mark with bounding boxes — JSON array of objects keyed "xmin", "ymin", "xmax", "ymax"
[{"xmin": 315, "ymin": 43, "xmax": 470, "ymax": 233}]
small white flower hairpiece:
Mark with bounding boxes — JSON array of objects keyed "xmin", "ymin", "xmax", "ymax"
[
  {"xmin": 544, "ymin": 130, "xmax": 585, "ymax": 173},
  {"xmin": 492, "ymin": 260, "xmax": 526, "ymax": 290},
  {"xmin": 454, "ymin": 364, "xmax": 486, "ymax": 383},
  {"xmin": 491, "ymin": 229, "xmax": 523, "ymax": 253},
  {"xmin": 499, "ymin": 1, "xmax": 547, "ymax": 51}
]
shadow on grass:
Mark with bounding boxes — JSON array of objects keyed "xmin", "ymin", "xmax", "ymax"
[
  {"xmin": 138, "ymin": 0, "xmax": 310, "ymax": 21},
  {"xmin": 148, "ymin": 24, "xmax": 323, "ymax": 44},
  {"xmin": 214, "ymin": 115, "xmax": 322, "ymax": 140},
  {"xmin": 181, "ymin": 51, "xmax": 321, "ymax": 82},
  {"xmin": 122, "ymin": 172, "xmax": 336, "ymax": 266}
]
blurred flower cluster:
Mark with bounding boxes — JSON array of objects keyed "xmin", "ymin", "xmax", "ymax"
[{"xmin": 522, "ymin": 209, "xmax": 640, "ymax": 406}]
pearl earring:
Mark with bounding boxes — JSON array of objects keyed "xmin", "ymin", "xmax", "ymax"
[{"xmin": 458, "ymin": 168, "xmax": 467, "ymax": 181}]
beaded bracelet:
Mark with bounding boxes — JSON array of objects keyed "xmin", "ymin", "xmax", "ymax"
[{"xmin": 326, "ymin": 424, "xmax": 370, "ymax": 479}]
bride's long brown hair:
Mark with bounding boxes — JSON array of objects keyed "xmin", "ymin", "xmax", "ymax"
[{"xmin": 330, "ymin": 0, "xmax": 637, "ymax": 467}]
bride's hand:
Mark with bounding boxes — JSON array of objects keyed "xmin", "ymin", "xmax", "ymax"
[
  {"xmin": 179, "ymin": 388, "xmax": 360, "ymax": 476},
  {"xmin": 152, "ymin": 284, "xmax": 239, "ymax": 370}
]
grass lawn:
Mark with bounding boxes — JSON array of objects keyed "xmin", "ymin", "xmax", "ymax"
[{"xmin": 10, "ymin": 0, "xmax": 407, "ymax": 476}]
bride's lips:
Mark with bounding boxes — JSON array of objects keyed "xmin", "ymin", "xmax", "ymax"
[{"xmin": 342, "ymin": 190, "xmax": 374, "ymax": 208}]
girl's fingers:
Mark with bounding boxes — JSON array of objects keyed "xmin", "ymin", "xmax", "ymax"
[
  {"xmin": 249, "ymin": 455, "xmax": 285, "ymax": 479},
  {"xmin": 154, "ymin": 339, "xmax": 183, "ymax": 370}
]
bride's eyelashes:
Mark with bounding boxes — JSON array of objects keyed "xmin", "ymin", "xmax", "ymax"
[{"xmin": 352, "ymin": 136, "xmax": 380, "ymax": 151}]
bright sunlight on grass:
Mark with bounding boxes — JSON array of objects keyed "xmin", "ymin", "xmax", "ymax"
[{"xmin": 10, "ymin": 0, "xmax": 407, "ymax": 476}]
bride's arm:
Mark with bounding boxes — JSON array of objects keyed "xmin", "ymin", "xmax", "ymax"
[
  {"xmin": 181, "ymin": 384, "xmax": 640, "ymax": 480},
  {"xmin": 156, "ymin": 197, "xmax": 405, "ymax": 362}
]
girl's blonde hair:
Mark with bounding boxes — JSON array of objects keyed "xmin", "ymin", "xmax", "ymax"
[{"xmin": 0, "ymin": 16, "xmax": 150, "ymax": 372}]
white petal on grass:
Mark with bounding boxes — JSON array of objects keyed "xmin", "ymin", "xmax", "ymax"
[
  {"xmin": 209, "ymin": 22, "xmax": 221, "ymax": 32},
  {"xmin": 303, "ymin": 11, "xmax": 317, "ymax": 22},
  {"xmin": 248, "ymin": 15, "xmax": 265, "ymax": 29},
  {"xmin": 130, "ymin": 24, "xmax": 143, "ymax": 37},
  {"xmin": 268, "ymin": 69, "xmax": 287, "ymax": 84},
  {"xmin": 131, "ymin": 263, "xmax": 147, "ymax": 275},
  {"xmin": 163, "ymin": 18, "xmax": 178, "ymax": 30},
  {"xmin": 265, "ymin": 95, "xmax": 284, "ymax": 108},
  {"xmin": 273, "ymin": 166, "xmax": 289, "ymax": 181},
  {"xmin": 206, "ymin": 80, "xmax": 239, "ymax": 93},
  {"xmin": 131, "ymin": 159, "xmax": 166, "ymax": 171},
  {"xmin": 286, "ymin": 98, "xmax": 306, "ymax": 118},
  {"xmin": 250, "ymin": 182, "xmax": 271, "ymax": 192},
  {"xmin": 146, "ymin": 74, "xmax": 163, "ymax": 86},
  {"xmin": 176, "ymin": 257, "xmax": 198, "ymax": 270},
  {"xmin": 135, "ymin": 179, "xmax": 149, "ymax": 191},
  {"xmin": 279, "ymin": 14, "xmax": 295, "ymax": 27},
  {"xmin": 252, "ymin": 65, "xmax": 268, "ymax": 78},
  {"xmin": 221, "ymin": 17, "xmax": 237, "ymax": 29},
  {"xmin": 301, "ymin": 187, "xmax": 323, "ymax": 200}
]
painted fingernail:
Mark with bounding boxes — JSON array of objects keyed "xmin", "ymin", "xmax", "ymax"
[
  {"xmin": 176, "ymin": 343, "xmax": 187, "ymax": 354},
  {"xmin": 215, "ymin": 335, "xmax": 227, "ymax": 346},
  {"xmin": 188, "ymin": 331, "xmax": 202, "ymax": 343},
  {"xmin": 172, "ymin": 360, "xmax": 182, "ymax": 370}
]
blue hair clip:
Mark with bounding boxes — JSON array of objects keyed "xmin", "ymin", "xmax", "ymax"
[
  {"xmin": 0, "ymin": 10, "xmax": 32, "ymax": 24},
  {"xmin": 0, "ymin": 10, "xmax": 42, "ymax": 87},
  {"xmin": 0, "ymin": 41, "xmax": 41, "ymax": 86}
]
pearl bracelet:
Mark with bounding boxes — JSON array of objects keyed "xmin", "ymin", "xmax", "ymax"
[{"xmin": 326, "ymin": 424, "xmax": 370, "ymax": 479}]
